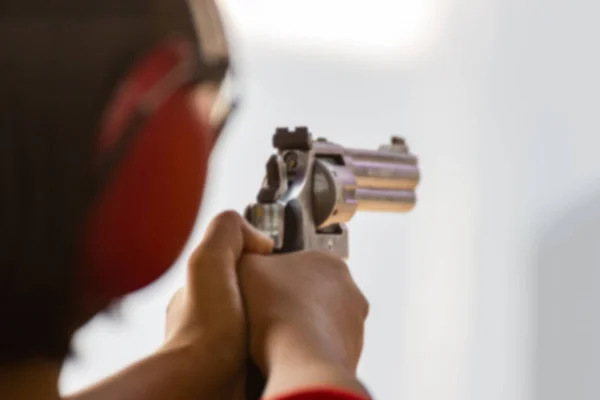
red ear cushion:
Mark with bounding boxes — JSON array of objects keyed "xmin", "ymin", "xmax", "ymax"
[{"xmin": 84, "ymin": 91, "xmax": 211, "ymax": 299}]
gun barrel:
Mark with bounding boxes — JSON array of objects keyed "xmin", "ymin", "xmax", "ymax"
[
  {"xmin": 347, "ymin": 145, "xmax": 419, "ymax": 211},
  {"xmin": 350, "ymin": 160, "xmax": 419, "ymax": 191},
  {"xmin": 355, "ymin": 188, "xmax": 416, "ymax": 212},
  {"xmin": 345, "ymin": 145, "xmax": 419, "ymax": 189}
]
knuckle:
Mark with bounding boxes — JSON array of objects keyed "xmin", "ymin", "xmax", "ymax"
[
  {"xmin": 212, "ymin": 209, "xmax": 243, "ymax": 227},
  {"xmin": 360, "ymin": 294, "xmax": 370, "ymax": 318},
  {"xmin": 189, "ymin": 210, "xmax": 244, "ymax": 265},
  {"xmin": 307, "ymin": 250, "xmax": 348, "ymax": 269},
  {"xmin": 329, "ymin": 256, "xmax": 351, "ymax": 276},
  {"xmin": 350, "ymin": 283, "xmax": 369, "ymax": 318},
  {"xmin": 336, "ymin": 257, "xmax": 351, "ymax": 272}
]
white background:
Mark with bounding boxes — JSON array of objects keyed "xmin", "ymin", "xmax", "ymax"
[{"xmin": 61, "ymin": 1, "xmax": 600, "ymax": 399}]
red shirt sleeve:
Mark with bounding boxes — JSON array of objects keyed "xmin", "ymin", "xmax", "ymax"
[{"xmin": 269, "ymin": 388, "xmax": 370, "ymax": 400}]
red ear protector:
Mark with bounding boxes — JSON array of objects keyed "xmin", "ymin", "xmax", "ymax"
[{"xmin": 82, "ymin": 36, "xmax": 226, "ymax": 302}]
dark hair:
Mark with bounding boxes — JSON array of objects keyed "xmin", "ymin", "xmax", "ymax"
[{"xmin": 0, "ymin": 1, "xmax": 200, "ymax": 364}]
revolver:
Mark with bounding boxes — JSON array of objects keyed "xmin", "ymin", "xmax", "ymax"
[{"xmin": 245, "ymin": 127, "xmax": 420, "ymax": 258}]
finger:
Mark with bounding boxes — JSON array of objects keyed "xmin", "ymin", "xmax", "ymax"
[
  {"xmin": 192, "ymin": 210, "xmax": 273, "ymax": 264},
  {"xmin": 188, "ymin": 210, "xmax": 273, "ymax": 291}
]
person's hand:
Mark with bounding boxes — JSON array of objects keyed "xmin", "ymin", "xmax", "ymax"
[
  {"xmin": 163, "ymin": 211, "xmax": 274, "ymax": 398},
  {"xmin": 238, "ymin": 250, "xmax": 371, "ymax": 398}
]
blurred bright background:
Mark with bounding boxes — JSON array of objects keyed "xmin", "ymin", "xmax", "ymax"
[{"xmin": 60, "ymin": 0, "xmax": 600, "ymax": 399}]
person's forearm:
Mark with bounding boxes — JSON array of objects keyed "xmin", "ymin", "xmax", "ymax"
[{"xmin": 65, "ymin": 343, "xmax": 242, "ymax": 400}]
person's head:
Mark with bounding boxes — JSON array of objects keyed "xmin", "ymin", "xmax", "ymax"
[{"xmin": 0, "ymin": 0, "xmax": 232, "ymax": 365}]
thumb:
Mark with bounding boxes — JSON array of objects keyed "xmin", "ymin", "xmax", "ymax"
[{"xmin": 187, "ymin": 211, "xmax": 273, "ymax": 299}]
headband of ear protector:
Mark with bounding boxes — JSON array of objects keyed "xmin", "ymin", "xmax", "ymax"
[{"xmin": 82, "ymin": 11, "xmax": 232, "ymax": 302}]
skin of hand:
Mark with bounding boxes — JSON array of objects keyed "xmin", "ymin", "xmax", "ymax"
[
  {"xmin": 67, "ymin": 211, "xmax": 274, "ymax": 400},
  {"xmin": 238, "ymin": 250, "xmax": 371, "ymax": 398},
  {"xmin": 162, "ymin": 210, "xmax": 275, "ymax": 397}
]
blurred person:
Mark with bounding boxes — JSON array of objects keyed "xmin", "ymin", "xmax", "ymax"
[{"xmin": 0, "ymin": 1, "xmax": 371, "ymax": 400}]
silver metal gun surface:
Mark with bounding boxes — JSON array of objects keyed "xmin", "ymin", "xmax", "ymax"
[{"xmin": 245, "ymin": 127, "xmax": 420, "ymax": 259}]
